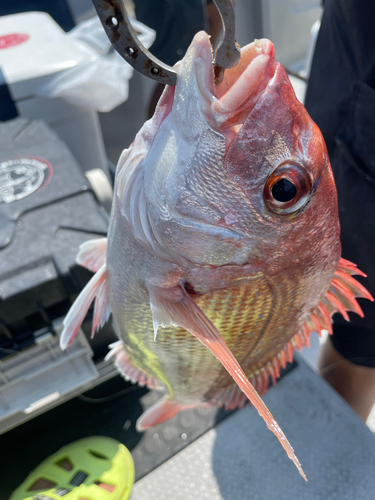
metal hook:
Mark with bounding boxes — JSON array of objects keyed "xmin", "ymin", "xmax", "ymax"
[
  {"xmin": 91, "ymin": 0, "xmax": 240, "ymax": 86},
  {"xmin": 211, "ymin": 0, "xmax": 241, "ymax": 84}
]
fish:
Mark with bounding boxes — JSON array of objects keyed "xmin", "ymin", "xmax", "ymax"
[{"xmin": 60, "ymin": 32, "xmax": 372, "ymax": 479}]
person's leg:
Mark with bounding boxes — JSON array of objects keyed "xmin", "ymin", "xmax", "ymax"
[{"xmin": 318, "ymin": 336, "xmax": 375, "ymax": 421}]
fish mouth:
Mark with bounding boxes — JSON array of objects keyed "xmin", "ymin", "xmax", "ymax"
[
  {"xmin": 186, "ymin": 32, "xmax": 277, "ymax": 132},
  {"xmin": 213, "ymin": 38, "xmax": 277, "ymax": 128}
]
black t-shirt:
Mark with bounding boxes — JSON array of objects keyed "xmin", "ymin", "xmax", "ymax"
[
  {"xmin": 305, "ymin": 0, "xmax": 375, "ymax": 366},
  {"xmin": 305, "ymin": 0, "xmax": 375, "ymax": 160},
  {"xmin": 134, "ymin": 0, "xmax": 209, "ymax": 66}
]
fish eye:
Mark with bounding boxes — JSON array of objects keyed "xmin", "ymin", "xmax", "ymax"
[
  {"xmin": 271, "ymin": 178, "xmax": 296, "ymax": 202},
  {"xmin": 264, "ymin": 163, "xmax": 312, "ymax": 215}
]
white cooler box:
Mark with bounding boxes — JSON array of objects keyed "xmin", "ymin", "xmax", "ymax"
[{"xmin": 0, "ymin": 11, "xmax": 109, "ymax": 177}]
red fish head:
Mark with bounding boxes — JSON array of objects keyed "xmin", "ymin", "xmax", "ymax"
[
  {"xmin": 136, "ymin": 31, "xmax": 340, "ymax": 279},
  {"xmin": 213, "ymin": 38, "xmax": 341, "ymax": 275}
]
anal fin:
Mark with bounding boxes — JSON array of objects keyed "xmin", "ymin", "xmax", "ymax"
[{"xmin": 147, "ymin": 282, "xmax": 306, "ymax": 480}]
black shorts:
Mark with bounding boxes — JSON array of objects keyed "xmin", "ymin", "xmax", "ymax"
[
  {"xmin": 134, "ymin": 0, "xmax": 209, "ymax": 66},
  {"xmin": 305, "ymin": 0, "xmax": 375, "ymax": 367}
]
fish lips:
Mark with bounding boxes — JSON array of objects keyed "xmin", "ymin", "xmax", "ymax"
[
  {"xmin": 212, "ymin": 39, "xmax": 277, "ymax": 130},
  {"xmin": 174, "ymin": 32, "xmax": 278, "ymax": 133}
]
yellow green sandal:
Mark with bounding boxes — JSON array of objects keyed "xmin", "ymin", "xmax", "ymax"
[{"xmin": 10, "ymin": 436, "xmax": 134, "ymax": 500}]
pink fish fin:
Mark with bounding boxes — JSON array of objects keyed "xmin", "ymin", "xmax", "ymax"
[
  {"xmin": 280, "ymin": 257, "xmax": 374, "ymax": 363},
  {"xmin": 136, "ymin": 394, "xmax": 199, "ymax": 431},
  {"xmin": 209, "ymin": 356, "xmax": 287, "ymax": 411},
  {"xmin": 209, "ymin": 320, "xmax": 321, "ymax": 411},
  {"xmin": 91, "ymin": 275, "xmax": 111, "ymax": 340},
  {"xmin": 105, "ymin": 341, "xmax": 163, "ymax": 389},
  {"xmin": 60, "ymin": 265, "xmax": 109, "ymax": 350},
  {"xmin": 323, "ymin": 257, "xmax": 373, "ymax": 322},
  {"xmin": 76, "ymin": 238, "xmax": 107, "ymax": 272},
  {"xmin": 147, "ymin": 282, "xmax": 306, "ymax": 480},
  {"xmin": 211, "ymin": 384, "xmax": 248, "ymax": 410}
]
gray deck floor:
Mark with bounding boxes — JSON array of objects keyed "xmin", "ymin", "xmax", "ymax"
[{"xmin": 131, "ymin": 356, "xmax": 375, "ymax": 500}]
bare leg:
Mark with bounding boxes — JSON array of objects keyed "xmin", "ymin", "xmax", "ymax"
[{"xmin": 318, "ymin": 337, "xmax": 375, "ymax": 421}]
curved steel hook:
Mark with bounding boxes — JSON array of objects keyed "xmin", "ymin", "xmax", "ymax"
[
  {"xmin": 91, "ymin": 0, "xmax": 240, "ymax": 86},
  {"xmin": 212, "ymin": 0, "xmax": 241, "ymax": 83}
]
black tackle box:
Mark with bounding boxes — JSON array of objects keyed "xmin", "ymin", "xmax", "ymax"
[{"xmin": 0, "ymin": 118, "xmax": 117, "ymax": 433}]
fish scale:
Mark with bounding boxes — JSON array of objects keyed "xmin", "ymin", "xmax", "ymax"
[
  {"xmin": 117, "ymin": 269, "xmax": 304, "ymax": 401},
  {"xmin": 186, "ymin": 129, "xmax": 259, "ymax": 234}
]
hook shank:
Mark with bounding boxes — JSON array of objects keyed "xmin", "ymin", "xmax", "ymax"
[{"xmin": 91, "ymin": 0, "xmax": 240, "ymax": 86}]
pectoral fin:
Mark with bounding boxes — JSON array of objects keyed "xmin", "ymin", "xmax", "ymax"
[{"xmin": 147, "ymin": 282, "xmax": 306, "ymax": 480}]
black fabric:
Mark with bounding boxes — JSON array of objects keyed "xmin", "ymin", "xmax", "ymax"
[
  {"xmin": 305, "ymin": 0, "xmax": 375, "ymax": 159},
  {"xmin": 329, "ymin": 82, "xmax": 375, "ymax": 367},
  {"xmin": 134, "ymin": 0, "xmax": 208, "ymax": 66},
  {"xmin": 305, "ymin": 0, "xmax": 375, "ymax": 367},
  {"xmin": 331, "ymin": 324, "xmax": 375, "ymax": 367}
]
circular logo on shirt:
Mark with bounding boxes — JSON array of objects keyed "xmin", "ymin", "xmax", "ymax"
[
  {"xmin": 0, "ymin": 157, "xmax": 53, "ymax": 204},
  {"xmin": 0, "ymin": 33, "xmax": 30, "ymax": 49}
]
